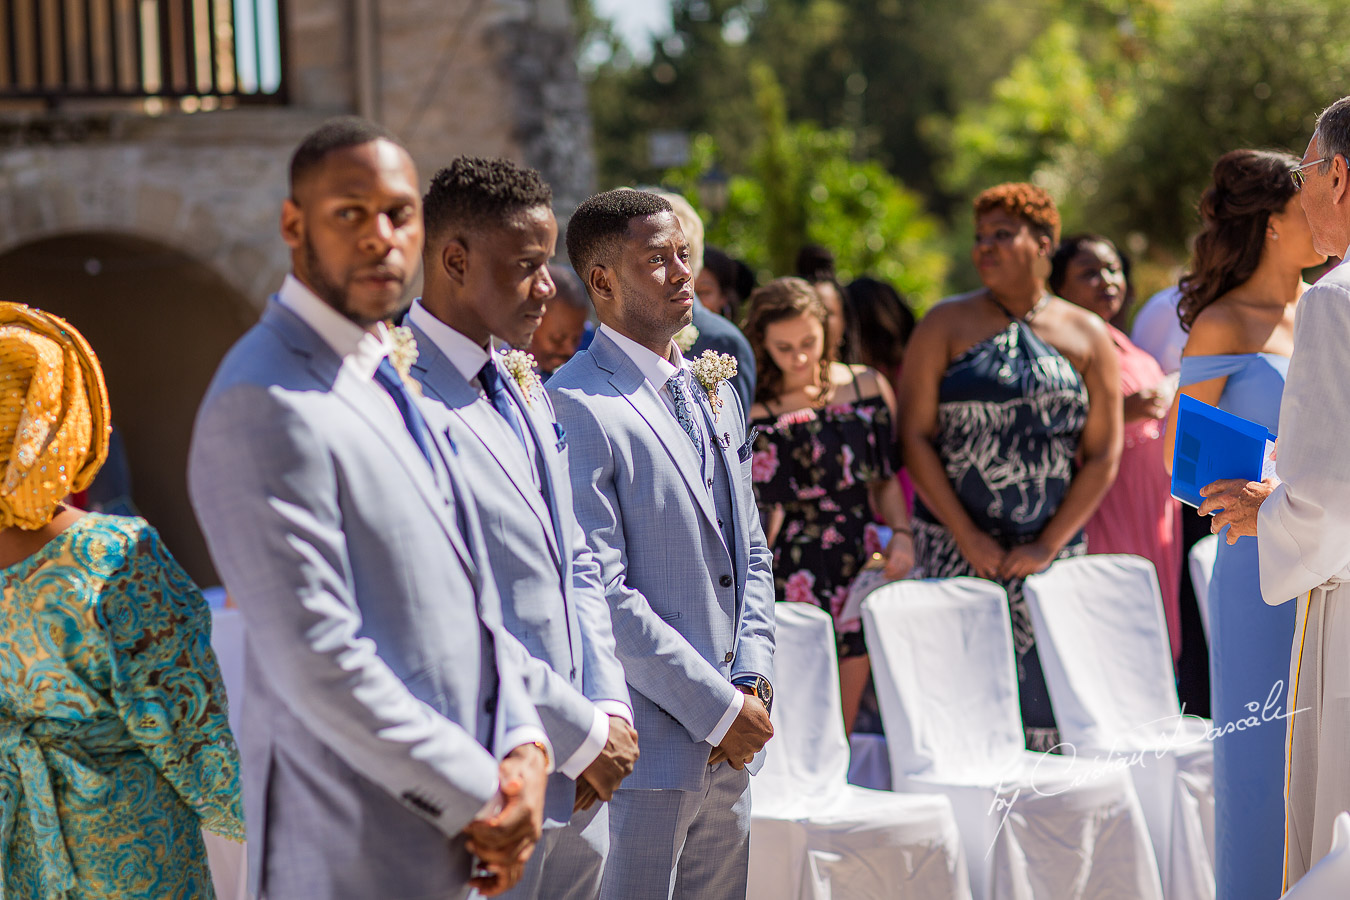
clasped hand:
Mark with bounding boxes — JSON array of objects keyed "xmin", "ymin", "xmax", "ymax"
[
  {"xmin": 957, "ymin": 529, "xmax": 1056, "ymax": 580},
  {"xmin": 574, "ymin": 715, "xmax": 639, "ymax": 812},
  {"xmin": 708, "ymin": 688, "xmax": 773, "ymax": 769},
  {"xmin": 462, "ymin": 742, "xmax": 548, "ymax": 896}
]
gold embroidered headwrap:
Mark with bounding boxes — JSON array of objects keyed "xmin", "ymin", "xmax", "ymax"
[{"xmin": 0, "ymin": 303, "xmax": 110, "ymax": 530}]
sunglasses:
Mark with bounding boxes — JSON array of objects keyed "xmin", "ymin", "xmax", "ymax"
[{"xmin": 1291, "ymin": 156, "xmax": 1335, "ymax": 191}]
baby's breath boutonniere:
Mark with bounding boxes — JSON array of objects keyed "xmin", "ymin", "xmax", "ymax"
[
  {"xmin": 389, "ymin": 325, "xmax": 422, "ymax": 396},
  {"xmin": 688, "ymin": 350, "xmax": 738, "ymax": 420},
  {"xmin": 500, "ymin": 349, "xmax": 542, "ymax": 405},
  {"xmin": 673, "ymin": 323, "xmax": 700, "ymax": 354}
]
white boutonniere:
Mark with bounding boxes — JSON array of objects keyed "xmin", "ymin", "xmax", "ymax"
[
  {"xmin": 688, "ymin": 350, "xmax": 738, "ymax": 420},
  {"xmin": 389, "ymin": 325, "xmax": 422, "ymax": 396},
  {"xmin": 673, "ymin": 323, "xmax": 700, "ymax": 354},
  {"xmin": 500, "ymin": 349, "xmax": 542, "ymax": 405}
]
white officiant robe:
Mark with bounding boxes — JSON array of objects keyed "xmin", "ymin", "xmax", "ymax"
[{"xmin": 1256, "ymin": 252, "xmax": 1350, "ymax": 892}]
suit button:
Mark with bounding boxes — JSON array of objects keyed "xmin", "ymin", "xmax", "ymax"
[
  {"xmin": 483, "ymin": 697, "xmax": 495, "ymax": 714},
  {"xmin": 724, "ymin": 651, "xmax": 734, "ymax": 663},
  {"xmin": 706, "ymin": 478, "xmax": 714, "ymax": 489},
  {"xmin": 720, "ymin": 575, "xmax": 733, "ymax": 588},
  {"xmin": 717, "ymin": 517, "xmax": 723, "ymax": 528}
]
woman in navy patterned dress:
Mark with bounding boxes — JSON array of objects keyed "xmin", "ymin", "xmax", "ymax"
[{"xmin": 898, "ymin": 184, "xmax": 1123, "ymax": 750}]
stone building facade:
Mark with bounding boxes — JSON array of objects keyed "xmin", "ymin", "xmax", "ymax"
[{"xmin": 0, "ymin": 0, "xmax": 596, "ymax": 583}]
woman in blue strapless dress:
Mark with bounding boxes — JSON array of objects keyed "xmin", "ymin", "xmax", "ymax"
[{"xmin": 1165, "ymin": 149, "xmax": 1328, "ymax": 900}]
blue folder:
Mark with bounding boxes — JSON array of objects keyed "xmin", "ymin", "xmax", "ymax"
[{"xmin": 1170, "ymin": 394, "xmax": 1275, "ymax": 509}]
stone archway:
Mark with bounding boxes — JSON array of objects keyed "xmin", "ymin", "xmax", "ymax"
[{"xmin": 0, "ymin": 231, "xmax": 257, "ymax": 586}]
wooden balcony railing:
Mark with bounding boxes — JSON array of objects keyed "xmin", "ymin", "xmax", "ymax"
[{"xmin": 0, "ymin": 0, "xmax": 285, "ymax": 107}]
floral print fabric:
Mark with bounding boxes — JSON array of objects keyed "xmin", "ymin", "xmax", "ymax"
[
  {"xmin": 751, "ymin": 394, "xmax": 895, "ymax": 658},
  {"xmin": 0, "ymin": 513, "xmax": 243, "ymax": 900}
]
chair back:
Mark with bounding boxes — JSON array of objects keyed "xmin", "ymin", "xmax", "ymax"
[
  {"xmin": 751, "ymin": 602, "xmax": 850, "ymax": 816},
  {"xmin": 1188, "ymin": 534, "xmax": 1218, "ymax": 642},
  {"xmin": 862, "ymin": 578, "xmax": 1026, "ymax": 782},
  {"xmin": 1024, "ymin": 555, "xmax": 1185, "ymax": 751}
]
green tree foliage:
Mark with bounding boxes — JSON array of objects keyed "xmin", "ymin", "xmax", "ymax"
[
  {"xmin": 1087, "ymin": 0, "xmax": 1350, "ymax": 251},
  {"xmin": 573, "ymin": 0, "xmax": 1350, "ymax": 294},
  {"xmin": 661, "ymin": 67, "xmax": 949, "ymax": 308}
]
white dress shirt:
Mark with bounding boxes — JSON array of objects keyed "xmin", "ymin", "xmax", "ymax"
[
  {"xmin": 409, "ymin": 300, "xmax": 626, "ymax": 778},
  {"xmin": 597, "ymin": 324, "xmax": 745, "ymax": 747},
  {"xmin": 278, "ymin": 277, "xmax": 553, "ymax": 772}
]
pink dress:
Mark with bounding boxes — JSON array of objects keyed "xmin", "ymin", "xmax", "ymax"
[{"xmin": 1085, "ymin": 325, "xmax": 1183, "ymax": 662}]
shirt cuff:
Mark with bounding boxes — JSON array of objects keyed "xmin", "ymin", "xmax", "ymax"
[
  {"xmin": 558, "ymin": 707, "xmax": 611, "ymax": 779},
  {"xmin": 704, "ymin": 689, "xmax": 745, "ymax": 747},
  {"xmin": 593, "ymin": 700, "xmax": 634, "ymax": 726}
]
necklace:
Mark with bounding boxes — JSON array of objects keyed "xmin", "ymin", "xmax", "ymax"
[{"xmin": 988, "ymin": 291, "xmax": 1051, "ymax": 322}]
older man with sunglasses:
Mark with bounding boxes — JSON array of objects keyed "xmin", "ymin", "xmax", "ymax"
[{"xmin": 1199, "ymin": 95, "xmax": 1350, "ymax": 892}]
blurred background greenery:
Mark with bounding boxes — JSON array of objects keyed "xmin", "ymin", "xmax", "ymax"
[{"xmin": 574, "ymin": 0, "xmax": 1350, "ymax": 310}]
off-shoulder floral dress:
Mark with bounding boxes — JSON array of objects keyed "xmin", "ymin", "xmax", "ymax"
[
  {"xmin": 0, "ymin": 513, "xmax": 243, "ymax": 900},
  {"xmin": 751, "ymin": 387, "xmax": 896, "ymax": 658}
]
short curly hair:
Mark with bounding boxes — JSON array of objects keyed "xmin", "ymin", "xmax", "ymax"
[
  {"xmin": 422, "ymin": 156, "xmax": 553, "ymax": 250},
  {"xmin": 290, "ymin": 117, "xmax": 401, "ymax": 197},
  {"xmin": 565, "ymin": 189, "xmax": 673, "ymax": 290},
  {"xmin": 973, "ymin": 182, "xmax": 1061, "ymax": 244}
]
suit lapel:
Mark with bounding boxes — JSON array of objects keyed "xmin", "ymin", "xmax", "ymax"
[
  {"xmin": 267, "ymin": 302, "xmax": 481, "ymax": 581},
  {"xmin": 590, "ymin": 333, "xmax": 726, "ymax": 552},
  {"xmin": 498, "ymin": 361, "xmax": 569, "ymax": 567},
  {"xmin": 409, "ymin": 327, "xmax": 563, "ymax": 567}
]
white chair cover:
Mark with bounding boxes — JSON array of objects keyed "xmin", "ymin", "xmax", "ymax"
[
  {"xmin": 749, "ymin": 602, "xmax": 971, "ymax": 900},
  {"xmin": 863, "ymin": 578, "xmax": 1163, "ymax": 900},
  {"xmin": 1188, "ymin": 535, "xmax": 1218, "ymax": 644},
  {"xmin": 1024, "ymin": 555, "xmax": 1215, "ymax": 900},
  {"xmin": 205, "ymin": 606, "xmax": 250, "ymax": 900},
  {"xmin": 1280, "ymin": 811, "xmax": 1350, "ymax": 899}
]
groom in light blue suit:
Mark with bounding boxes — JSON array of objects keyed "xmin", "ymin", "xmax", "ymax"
[
  {"xmin": 188, "ymin": 120, "xmax": 550, "ymax": 900},
  {"xmin": 404, "ymin": 157, "xmax": 639, "ymax": 900},
  {"xmin": 548, "ymin": 189, "xmax": 776, "ymax": 900}
]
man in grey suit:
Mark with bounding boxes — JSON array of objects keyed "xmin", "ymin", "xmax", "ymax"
[
  {"xmin": 404, "ymin": 156, "xmax": 640, "ymax": 899},
  {"xmin": 188, "ymin": 119, "xmax": 549, "ymax": 900},
  {"xmin": 548, "ymin": 189, "xmax": 776, "ymax": 900}
]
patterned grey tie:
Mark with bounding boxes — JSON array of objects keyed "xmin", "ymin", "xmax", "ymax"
[{"xmin": 665, "ymin": 371, "xmax": 706, "ymax": 465}]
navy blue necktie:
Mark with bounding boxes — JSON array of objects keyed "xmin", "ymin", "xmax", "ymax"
[
  {"xmin": 478, "ymin": 361, "xmax": 529, "ymax": 451},
  {"xmin": 373, "ymin": 357, "xmax": 435, "ymax": 468}
]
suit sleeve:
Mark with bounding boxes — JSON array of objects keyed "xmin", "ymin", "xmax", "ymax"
[
  {"xmin": 550, "ymin": 385, "xmax": 741, "ymax": 742},
  {"xmin": 725, "ymin": 386, "xmax": 776, "ymax": 684},
  {"xmin": 569, "ymin": 521, "xmax": 633, "ymax": 713},
  {"xmin": 189, "ymin": 383, "xmax": 504, "ymax": 837},
  {"xmin": 1258, "ymin": 279, "xmax": 1350, "ymax": 603}
]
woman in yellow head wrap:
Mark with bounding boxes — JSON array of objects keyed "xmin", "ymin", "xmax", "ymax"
[{"xmin": 0, "ymin": 303, "xmax": 243, "ymax": 899}]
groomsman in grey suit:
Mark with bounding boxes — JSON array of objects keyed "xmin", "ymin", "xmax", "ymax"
[
  {"xmin": 188, "ymin": 119, "xmax": 549, "ymax": 900},
  {"xmin": 404, "ymin": 156, "xmax": 640, "ymax": 899},
  {"xmin": 548, "ymin": 189, "xmax": 776, "ymax": 900}
]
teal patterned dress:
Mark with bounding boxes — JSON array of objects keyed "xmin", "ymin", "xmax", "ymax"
[{"xmin": 0, "ymin": 513, "xmax": 244, "ymax": 900}]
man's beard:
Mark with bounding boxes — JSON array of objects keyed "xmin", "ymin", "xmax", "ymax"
[{"xmin": 302, "ymin": 236, "xmax": 406, "ymax": 327}]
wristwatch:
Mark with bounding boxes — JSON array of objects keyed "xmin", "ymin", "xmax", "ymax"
[{"xmin": 732, "ymin": 675, "xmax": 773, "ymax": 716}]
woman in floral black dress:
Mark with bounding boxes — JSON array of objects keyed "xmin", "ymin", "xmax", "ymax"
[{"xmin": 746, "ymin": 277, "xmax": 914, "ymax": 734}]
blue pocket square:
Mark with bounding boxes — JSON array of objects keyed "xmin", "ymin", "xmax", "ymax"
[
  {"xmin": 553, "ymin": 422, "xmax": 567, "ymax": 451},
  {"xmin": 737, "ymin": 428, "xmax": 759, "ymax": 462}
]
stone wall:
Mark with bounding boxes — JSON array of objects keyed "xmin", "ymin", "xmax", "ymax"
[{"xmin": 0, "ymin": 0, "xmax": 597, "ymax": 309}]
